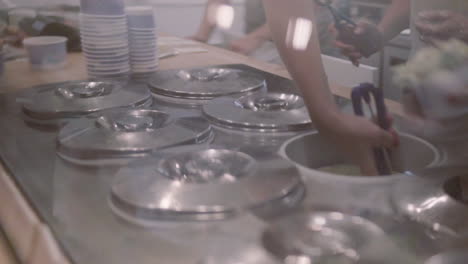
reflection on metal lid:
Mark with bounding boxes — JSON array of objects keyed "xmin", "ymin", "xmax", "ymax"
[
  {"xmin": 203, "ymin": 92, "xmax": 312, "ymax": 132},
  {"xmin": 263, "ymin": 211, "xmax": 383, "ymax": 264},
  {"xmin": 148, "ymin": 66, "xmax": 265, "ymax": 100},
  {"xmin": 55, "ymin": 81, "xmax": 114, "ymax": 99},
  {"xmin": 392, "ymin": 174, "xmax": 468, "ymax": 238},
  {"xmin": 158, "ymin": 149, "xmax": 256, "ymax": 183},
  {"xmin": 22, "ymin": 80, "xmax": 152, "ymax": 120},
  {"xmin": 109, "ymin": 145, "xmax": 303, "ymax": 223},
  {"xmin": 261, "ymin": 208, "xmax": 441, "ymax": 264},
  {"xmin": 425, "ymin": 249, "xmax": 468, "ymax": 264},
  {"xmin": 57, "ymin": 109, "xmax": 213, "ymax": 165}
]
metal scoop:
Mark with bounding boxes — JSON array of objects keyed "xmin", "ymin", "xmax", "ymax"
[{"xmin": 351, "ymin": 83, "xmax": 393, "ymax": 175}]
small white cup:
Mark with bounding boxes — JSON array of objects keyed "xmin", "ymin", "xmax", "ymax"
[{"xmin": 23, "ymin": 36, "xmax": 68, "ymax": 70}]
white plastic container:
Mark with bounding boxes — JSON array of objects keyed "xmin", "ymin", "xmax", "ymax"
[{"xmin": 23, "ymin": 36, "xmax": 68, "ymax": 70}]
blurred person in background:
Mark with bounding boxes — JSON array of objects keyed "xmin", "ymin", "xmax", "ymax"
[
  {"xmin": 333, "ymin": 0, "xmax": 468, "ymax": 164},
  {"xmin": 190, "ymin": 0, "xmax": 346, "ymax": 64},
  {"xmin": 335, "ymin": 0, "xmax": 468, "ymax": 65},
  {"xmin": 0, "ymin": 6, "xmax": 81, "ymax": 56},
  {"xmin": 262, "ymin": 0, "xmax": 398, "ymax": 175}
]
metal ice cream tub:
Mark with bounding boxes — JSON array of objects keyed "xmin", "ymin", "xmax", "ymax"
[{"xmin": 279, "ymin": 131, "xmax": 441, "ymax": 213}]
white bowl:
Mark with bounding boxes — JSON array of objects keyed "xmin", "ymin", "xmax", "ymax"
[
  {"xmin": 129, "ymin": 37, "xmax": 157, "ymax": 43},
  {"xmin": 126, "ymin": 6, "xmax": 155, "ymax": 29},
  {"xmin": 80, "ymin": 19, "xmax": 127, "ymax": 25},
  {"xmin": 80, "ymin": 0, "xmax": 125, "ymax": 16},
  {"xmin": 80, "ymin": 13, "xmax": 126, "ymax": 19},
  {"xmin": 130, "ymin": 57, "xmax": 158, "ymax": 63},
  {"xmin": 87, "ymin": 66, "xmax": 130, "ymax": 72},
  {"xmin": 23, "ymin": 36, "xmax": 68, "ymax": 70},
  {"xmin": 88, "ymin": 68, "xmax": 131, "ymax": 73},
  {"xmin": 129, "ymin": 46, "xmax": 156, "ymax": 51},
  {"xmin": 85, "ymin": 53, "xmax": 129, "ymax": 60},
  {"xmin": 86, "ymin": 58, "xmax": 129, "ymax": 65},
  {"xmin": 130, "ymin": 54, "xmax": 157, "ymax": 60},
  {"xmin": 81, "ymin": 37, "xmax": 128, "ymax": 44},
  {"xmin": 80, "ymin": 26, "xmax": 127, "ymax": 33},
  {"xmin": 128, "ymin": 28, "xmax": 156, "ymax": 33},
  {"xmin": 85, "ymin": 52, "xmax": 129, "ymax": 59},
  {"xmin": 83, "ymin": 46, "xmax": 129, "ymax": 53},
  {"xmin": 131, "ymin": 65, "xmax": 158, "ymax": 71},
  {"xmin": 130, "ymin": 60, "xmax": 157, "ymax": 66},
  {"xmin": 82, "ymin": 42, "xmax": 128, "ymax": 49}
]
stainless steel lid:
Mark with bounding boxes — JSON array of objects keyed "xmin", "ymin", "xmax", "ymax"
[
  {"xmin": 203, "ymin": 92, "xmax": 312, "ymax": 132},
  {"xmin": 22, "ymin": 81, "xmax": 152, "ymax": 120},
  {"xmin": 425, "ymin": 249, "xmax": 468, "ymax": 264},
  {"xmin": 148, "ymin": 67, "xmax": 265, "ymax": 99},
  {"xmin": 57, "ymin": 109, "xmax": 212, "ymax": 165},
  {"xmin": 262, "ymin": 209, "xmax": 441, "ymax": 264},
  {"xmin": 110, "ymin": 145, "xmax": 303, "ymax": 223},
  {"xmin": 392, "ymin": 172, "xmax": 468, "ymax": 238}
]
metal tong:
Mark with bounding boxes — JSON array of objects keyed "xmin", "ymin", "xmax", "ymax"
[
  {"xmin": 351, "ymin": 83, "xmax": 393, "ymax": 175},
  {"xmin": 315, "ymin": 0, "xmax": 356, "ymax": 29}
]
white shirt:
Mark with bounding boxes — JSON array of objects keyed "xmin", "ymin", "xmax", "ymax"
[{"xmin": 411, "ymin": 0, "xmax": 468, "ymax": 53}]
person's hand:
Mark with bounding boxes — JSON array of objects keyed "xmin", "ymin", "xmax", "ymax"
[
  {"xmin": 321, "ymin": 112, "xmax": 398, "ymax": 176},
  {"xmin": 333, "ymin": 21, "xmax": 384, "ymax": 67},
  {"xmin": 416, "ymin": 11, "xmax": 468, "ymax": 44},
  {"xmin": 228, "ymin": 35, "xmax": 265, "ymax": 55}
]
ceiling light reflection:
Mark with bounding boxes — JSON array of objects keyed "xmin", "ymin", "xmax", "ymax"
[
  {"xmin": 208, "ymin": 4, "xmax": 234, "ymax": 30},
  {"xmin": 286, "ymin": 17, "xmax": 314, "ymax": 51}
]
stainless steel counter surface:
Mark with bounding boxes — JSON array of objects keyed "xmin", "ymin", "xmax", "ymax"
[
  {"xmin": 0, "ymin": 65, "xmax": 451, "ymax": 264},
  {"xmin": 0, "ymin": 65, "xmax": 317, "ymax": 264}
]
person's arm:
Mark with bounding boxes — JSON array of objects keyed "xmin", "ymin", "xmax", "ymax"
[
  {"xmin": 189, "ymin": 0, "xmax": 230, "ymax": 42},
  {"xmin": 336, "ymin": 0, "xmax": 410, "ymax": 65},
  {"xmin": 229, "ymin": 23, "xmax": 271, "ymax": 54},
  {"xmin": 262, "ymin": 0, "xmax": 396, "ymax": 175},
  {"xmin": 377, "ymin": 0, "xmax": 411, "ymax": 43}
]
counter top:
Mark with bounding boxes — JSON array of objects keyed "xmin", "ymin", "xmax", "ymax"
[{"xmin": 0, "ymin": 38, "xmax": 403, "ymax": 115}]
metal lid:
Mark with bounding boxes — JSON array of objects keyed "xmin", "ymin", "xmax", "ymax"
[
  {"xmin": 148, "ymin": 67, "xmax": 265, "ymax": 99},
  {"xmin": 392, "ymin": 173, "xmax": 468, "ymax": 238},
  {"xmin": 22, "ymin": 81, "xmax": 152, "ymax": 120},
  {"xmin": 262, "ymin": 209, "xmax": 441, "ymax": 264},
  {"xmin": 426, "ymin": 249, "xmax": 468, "ymax": 264},
  {"xmin": 198, "ymin": 239, "xmax": 280, "ymax": 264},
  {"xmin": 110, "ymin": 145, "xmax": 303, "ymax": 222},
  {"xmin": 57, "ymin": 109, "xmax": 212, "ymax": 165},
  {"xmin": 203, "ymin": 93, "xmax": 312, "ymax": 132}
]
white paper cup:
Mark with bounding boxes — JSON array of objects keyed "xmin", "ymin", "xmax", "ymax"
[{"xmin": 23, "ymin": 36, "xmax": 68, "ymax": 70}]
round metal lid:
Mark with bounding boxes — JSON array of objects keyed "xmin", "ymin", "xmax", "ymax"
[
  {"xmin": 203, "ymin": 92, "xmax": 312, "ymax": 132},
  {"xmin": 110, "ymin": 145, "xmax": 303, "ymax": 222},
  {"xmin": 148, "ymin": 67, "xmax": 265, "ymax": 99},
  {"xmin": 262, "ymin": 209, "xmax": 442, "ymax": 264},
  {"xmin": 57, "ymin": 109, "xmax": 212, "ymax": 165},
  {"xmin": 425, "ymin": 249, "xmax": 468, "ymax": 264},
  {"xmin": 22, "ymin": 81, "xmax": 152, "ymax": 120},
  {"xmin": 392, "ymin": 173, "xmax": 468, "ymax": 238}
]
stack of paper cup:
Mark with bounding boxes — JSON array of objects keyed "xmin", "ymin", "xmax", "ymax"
[
  {"xmin": 126, "ymin": 6, "xmax": 158, "ymax": 80},
  {"xmin": 80, "ymin": 0, "xmax": 130, "ymax": 79}
]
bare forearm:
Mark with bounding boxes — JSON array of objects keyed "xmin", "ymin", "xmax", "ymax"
[
  {"xmin": 262, "ymin": 0, "xmax": 339, "ymax": 127},
  {"xmin": 194, "ymin": 0, "xmax": 231, "ymax": 42},
  {"xmin": 378, "ymin": 0, "xmax": 410, "ymax": 43}
]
